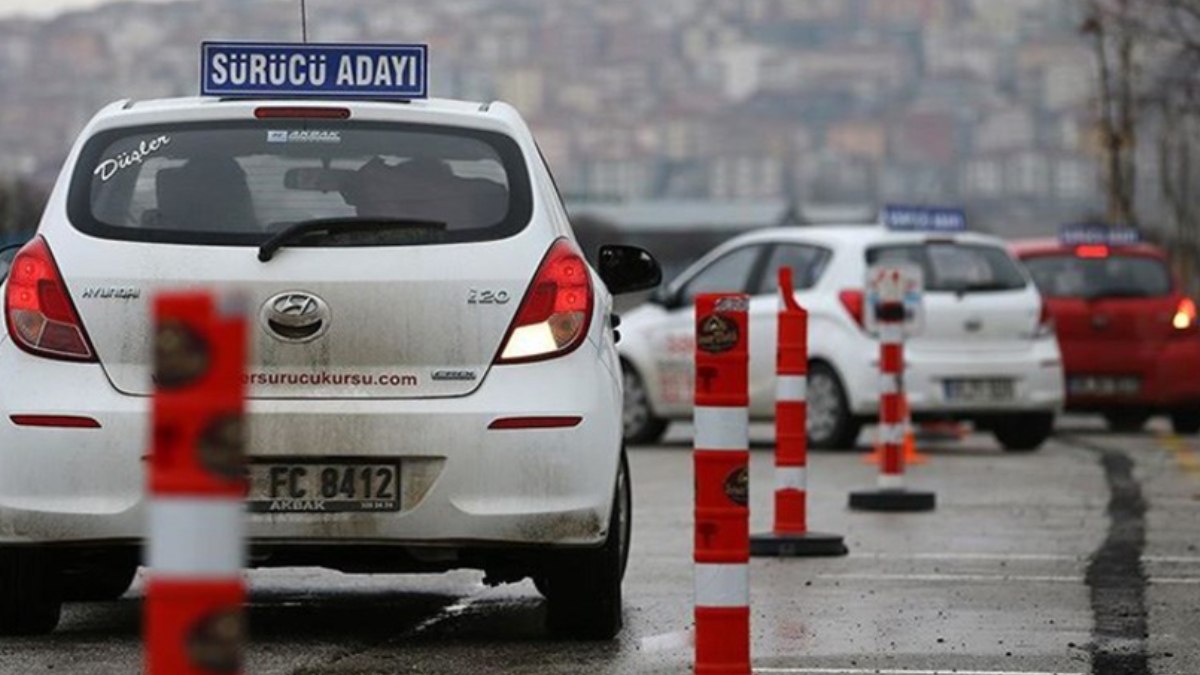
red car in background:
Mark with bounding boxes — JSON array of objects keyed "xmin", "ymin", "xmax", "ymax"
[{"xmin": 1012, "ymin": 236, "xmax": 1200, "ymax": 434}]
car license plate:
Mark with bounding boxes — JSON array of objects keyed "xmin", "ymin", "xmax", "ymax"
[
  {"xmin": 1067, "ymin": 376, "xmax": 1141, "ymax": 397},
  {"xmin": 247, "ymin": 461, "xmax": 400, "ymax": 513},
  {"xmin": 943, "ymin": 378, "xmax": 1015, "ymax": 403}
]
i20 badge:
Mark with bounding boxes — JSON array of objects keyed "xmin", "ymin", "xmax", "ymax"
[{"xmin": 261, "ymin": 291, "xmax": 331, "ymax": 343}]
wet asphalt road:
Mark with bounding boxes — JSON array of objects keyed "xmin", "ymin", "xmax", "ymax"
[{"xmin": 1, "ymin": 416, "xmax": 1198, "ymax": 674}]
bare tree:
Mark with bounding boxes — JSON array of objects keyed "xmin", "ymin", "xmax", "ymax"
[
  {"xmin": 1085, "ymin": 0, "xmax": 1200, "ymax": 289},
  {"xmin": 1082, "ymin": 0, "xmax": 1140, "ymax": 226}
]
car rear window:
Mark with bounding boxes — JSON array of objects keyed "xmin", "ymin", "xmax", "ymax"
[
  {"xmin": 1023, "ymin": 254, "xmax": 1172, "ymax": 298},
  {"xmin": 68, "ymin": 121, "xmax": 533, "ymax": 247},
  {"xmin": 866, "ymin": 243, "xmax": 1027, "ymax": 293}
]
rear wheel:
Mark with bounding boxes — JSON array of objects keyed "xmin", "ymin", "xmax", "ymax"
[
  {"xmin": 621, "ymin": 362, "xmax": 668, "ymax": 445},
  {"xmin": 807, "ymin": 363, "xmax": 861, "ymax": 450},
  {"xmin": 993, "ymin": 413, "xmax": 1054, "ymax": 452},
  {"xmin": 1171, "ymin": 410, "xmax": 1200, "ymax": 435},
  {"xmin": 0, "ymin": 549, "xmax": 62, "ymax": 635},
  {"xmin": 1104, "ymin": 411, "xmax": 1151, "ymax": 433},
  {"xmin": 540, "ymin": 449, "xmax": 629, "ymax": 640}
]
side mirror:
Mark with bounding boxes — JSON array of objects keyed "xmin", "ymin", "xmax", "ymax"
[
  {"xmin": 0, "ymin": 245, "xmax": 18, "ymax": 284},
  {"xmin": 597, "ymin": 245, "xmax": 662, "ymax": 296}
]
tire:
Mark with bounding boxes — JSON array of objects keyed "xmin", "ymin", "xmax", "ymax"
[
  {"xmin": 807, "ymin": 363, "xmax": 861, "ymax": 450},
  {"xmin": 1104, "ymin": 411, "xmax": 1150, "ymax": 433},
  {"xmin": 1171, "ymin": 410, "xmax": 1200, "ymax": 435},
  {"xmin": 61, "ymin": 558, "xmax": 138, "ymax": 602},
  {"xmin": 993, "ymin": 413, "xmax": 1055, "ymax": 452},
  {"xmin": 0, "ymin": 549, "xmax": 62, "ymax": 635},
  {"xmin": 621, "ymin": 362, "xmax": 668, "ymax": 445},
  {"xmin": 541, "ymin": 449, "xmax": 629, "ymax": 640}
]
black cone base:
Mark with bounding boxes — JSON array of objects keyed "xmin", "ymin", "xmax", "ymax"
[
  {"xmin": 750, "ymin": 531, "xmax": 848, "ymax": 557},
  {"xmin": 848, "ymin": 489, "xmax": 936, "ymax": 512}
]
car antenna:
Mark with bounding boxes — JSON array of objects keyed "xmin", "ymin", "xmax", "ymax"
[{"xmin": 300, "ymin": 0, "xmax": 309, "ymax": 43}]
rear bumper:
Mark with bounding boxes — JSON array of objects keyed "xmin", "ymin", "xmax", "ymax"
[
  {"xmin": 1062, "ymin": 336, "xmax": 1200, "ymax": 411},
  {"xmin": 846, "ymin": 338, "xmax": 1064, "ymax": 416},
  {"xmin": 0, "ymin": 339, "xmax": 622, "ymax": 550}
]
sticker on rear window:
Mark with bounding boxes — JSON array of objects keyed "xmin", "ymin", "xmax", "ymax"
[
  {"xmin": 94, "ymin": 135, "xmax": 171, "ymax": 182},
  {"xmin": 266, "ymin": 130, "xmax": 341, "ymax": 144}
]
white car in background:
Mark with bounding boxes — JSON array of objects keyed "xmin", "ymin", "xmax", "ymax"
[{"xmin": 619, "ymin": 224, "xmax": 1064, "ymax": 451}]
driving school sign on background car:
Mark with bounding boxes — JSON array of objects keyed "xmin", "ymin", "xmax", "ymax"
[
  {"xmin": 883, "ymin": 204, "xmax": 967, "ymax": 233},
  {"xmin": 201, "ymin": 42, "xmax": 428, "ymax": 98}
]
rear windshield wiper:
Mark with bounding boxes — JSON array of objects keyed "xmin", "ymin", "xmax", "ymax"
[
  {"xmin": 1083, "ymin": 288, "xmax": 1155, "ymax": 301},
  {"xmin": 942, "ymin": 282, "xmax": 1024, "ymax": 295},
  {"xmin": 258, "ymin": 217, "xmax": 449, "ymax": 262}
]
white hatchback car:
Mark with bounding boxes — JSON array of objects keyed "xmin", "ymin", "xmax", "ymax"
[
  {"xmin": 619, "ymin": 224, "xmax": 1064, "ymax": 451},
  {"xmin": 0, "ymin": 95, "xmax": 660, "ymax": 636}
]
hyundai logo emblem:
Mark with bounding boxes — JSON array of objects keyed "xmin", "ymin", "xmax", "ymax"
[{"xmin": 261, "ymin": 291, "xmax": 330, "ymax": 342}]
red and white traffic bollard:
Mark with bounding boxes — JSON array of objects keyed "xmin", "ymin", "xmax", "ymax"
[
  {"xmin": 146, "ymin": 291, "xmax": 248, "ymax": 675},
  {"xmin": 849, "ymin": 297, "xmax": 935, "ymax": 512},
  {"xmin": 693, "ymin": 293, "xmax": 751, "ymax": 675},
  {"xmin": 751, "ymin": 267, "xmax": 847, "ymax": 557}
]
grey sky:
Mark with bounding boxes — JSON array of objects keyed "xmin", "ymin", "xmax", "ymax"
[{"xmin": 0, "ymin": 0, "xmax": 178, "ymax": 18}]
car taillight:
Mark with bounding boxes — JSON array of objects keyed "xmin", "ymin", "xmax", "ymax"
[
  {"xmin": 1076, "ymin": 244, "xmax": 1109, "ymax": 258},
  {"xmin": 4, "ymin": 236, "xmax": 96, "ymax": 361},
  {"xmin": 1173, "ymin": 298, "xmax": 1197, "ymax": 331},
  {"xmin": 838, "ymin": 289, "xmax": 865, "ymax": 330},
  {"xmin": 496, "ymin": 239, "xmax": 593, "ymax": 364}
]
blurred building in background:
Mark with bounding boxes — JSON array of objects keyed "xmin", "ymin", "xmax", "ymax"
[{"xmin": 0, "ymin": 0, "xmax": 1104, "ymax": 245}]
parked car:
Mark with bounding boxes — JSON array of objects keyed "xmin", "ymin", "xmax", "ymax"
[
  {"xmin": 620, "ymin": 224, "xmax": 1064, "ymax": 451},
  {"xmin": 1013, "ymin": 235, "xmax": 1200, "ymax": 433}
]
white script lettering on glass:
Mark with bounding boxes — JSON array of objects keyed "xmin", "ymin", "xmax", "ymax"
[{"xmin": 94, "ymin": 135, "xmax": 171, "ymax": 182}]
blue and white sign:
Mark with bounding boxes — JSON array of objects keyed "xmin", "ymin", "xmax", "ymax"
[
  {"xmin": 883, "ymin": 205, "xmax": 968, "ymax": 233},
  {"xmin": 1059, "ymin": 223, "xmax": 1140, "ymax": 246},
  {"xmin": 201, "ymin": 42, "xmax": 428, "ymax": 99}
]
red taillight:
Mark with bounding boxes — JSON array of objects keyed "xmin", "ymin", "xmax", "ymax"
[
  {"xmin": 839, "ymin": 289, "xmax": 865, "ymax": 329},
  {"xmin": 1173, "ymin": 298, "xmax": 1197, "ymax": 331},
  {"xmin": 488, "ymin": 416, "xmax": 583, "ymax": 430},
  {"xmin": 1076, "ymin": 244, "xmax": 1109, "ymax": 258},
  {"xmin": 254, "ymin": 106, "xmax": 351, "ymax": 119},
  {"xmin": 4, "ymin": 237, "xmax": 96, "ymax": 361},
  {"xmin": 9, "ymin": 415, "xmax": 101, "ymax": 429},
  {"xmin": 496, "ymin": 240, "xmax": 593, "ymax": 364}
]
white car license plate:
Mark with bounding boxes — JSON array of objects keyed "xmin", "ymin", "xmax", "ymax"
[
  {"xmin": 1067, "ymin": 376, "xmax": 1141, "ymax": 397},
  {"xmin": 943, "ymin": 378, "xmax": 1015, "ymax": 404},
  {"xmin": 247, "ymin": 461, "xmax": 400, "ymax": 513}
]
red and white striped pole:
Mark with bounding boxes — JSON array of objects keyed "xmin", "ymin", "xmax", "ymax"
[
  {"xmin": 850, "ymin": 293, "xmax": 935, "ymax": 512},
  {"xmin": 694, "ymin": 293, "xmax": 750, "ymax": 675},
  {"xmin": 751, "ymin": 267, "xmax": 846, "ymax": 557},
  {"xmin": 146, "ymin": 291, "xmax": 248, "ymax": 675}
]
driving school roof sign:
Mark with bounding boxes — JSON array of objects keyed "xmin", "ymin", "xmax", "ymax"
[
  {"xmin": 1059, "ymin": 223, "xmax": 1140, "ymax": 246},
  {"xmin": 201, "ymin": 42, "xmax": 428, "ymax": 99},
  {"xmin": 883, "ymin": 205, "xmax": 967, "ymax": 233}
]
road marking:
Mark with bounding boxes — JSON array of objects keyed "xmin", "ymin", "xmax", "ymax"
[
  {"xmin": 818, "ymin": 573, "xmax": 1081, "ymax": 584},
  {"xmin": 640, "ymin": 628, "xmax": 693, "ymax": 652},
  {"xmin": 849, "ymin": 552, "xmax": 1200, "ymax": 565},
  {"xmin": 758, "ymin": 662, "xmax": 1089, "ymax": 667},
  {"xmin": 408, "ymin": 586, "xmax": 486, "ymax": 635},
  {"xmin": 849, "ymin": 552, "xmax": 1080, "ymax": 562},
  {"xmin": 818, "ymin": 572, "xmax": 1200, "ymax": 585},
  {"xmin": 755, "ymin": 669, "xmax": 1085, "ymax": 675},
  {"xmin": 1145, "ymin": 555, "xmax": 1200, "ymax": 564},
  {"xmin": 1158, "ymin": 433, "xmax": 1200, "ymax": 479}
]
